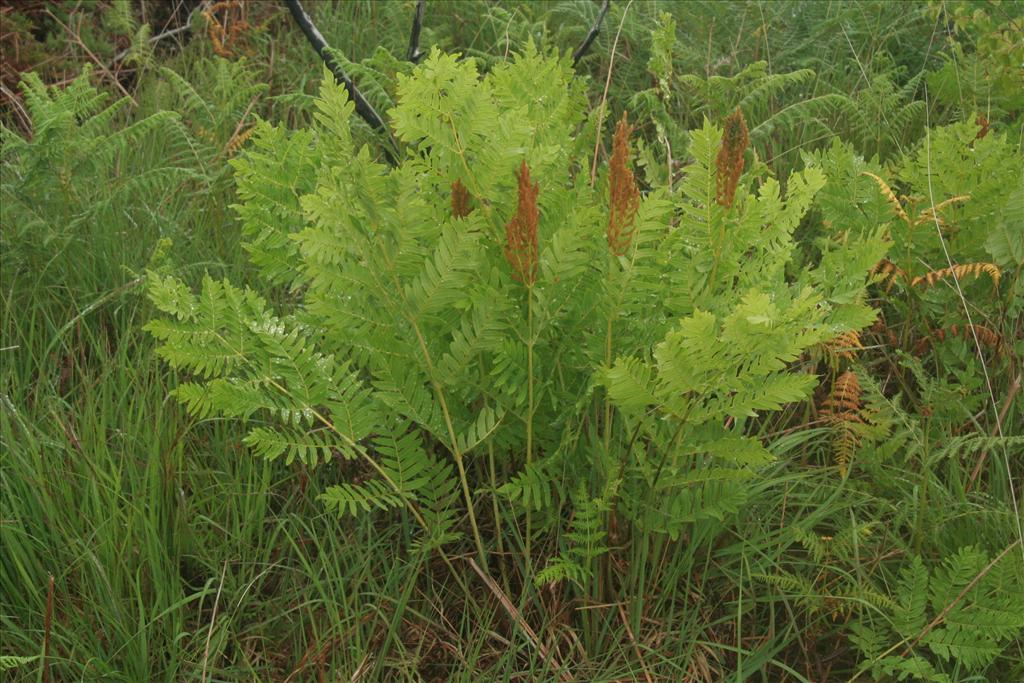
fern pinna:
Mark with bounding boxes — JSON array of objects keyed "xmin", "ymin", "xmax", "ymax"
[{"xmin": 146, "ymin": 46, "xmax": 881, "ymax": 575}]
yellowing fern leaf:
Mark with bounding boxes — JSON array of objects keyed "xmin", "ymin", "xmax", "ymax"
[
  {"xmin": 861, "ymin": 171, "xmax": 909, "ymax": 225},
  {"xmin": 822, "ymin": 370, "xmax": 864, "ymax": 477},
  {"xmin": 910, "ymin": 262, "xmax": 1000, "ymax": 289},
  {"xmin": 871, "ymin": 258, "xmax": 907, "ymax": 292},
  {"xmin": 915, "ymin": 194, "xmax": 970, "ymax": 226},
  {"xmin": 825, "ymin": 329, "xmax": 864, "ymax": 362}
]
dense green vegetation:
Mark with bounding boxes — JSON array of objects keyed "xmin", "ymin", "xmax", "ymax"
[{"xmin": 2, "ymin": 1, "xmax": 1022, "ymax": 681}]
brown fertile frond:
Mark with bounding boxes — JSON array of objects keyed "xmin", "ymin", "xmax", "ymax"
[
  {"xmin": 914, "ymin": 324, "xmax": 1004, "ymax": 357},
  {"xmin": 975, "ymin": 113, "xmax": 990, "ymax": 140},
  {"xmin": 505, "ymin": 160, "xmax": 539, "ymax": 286},
  {"xmin": 822, "ymin": 370, "xmax": 864, "ymax": 478},
  {"xmin": 716, "ymin": 108, "xmax": 749, "ymax": 208},
  {"xmin": 861, "ymin": 172, "xmax": 909, "ymax": 225},
  {"xmin": 911, "ymin": 262, "xmax": 1001, "ymax": 289},
  {"xmin": 607, "ymin": 112, "xmax": 641, "ymax": 256},
  {"xmin": 451, "ymin": 178, "xmax": 472, "ymax": 218}
]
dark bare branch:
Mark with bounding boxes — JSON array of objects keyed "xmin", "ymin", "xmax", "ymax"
[
  {"xmin": 408, "ymin": 0, "xmax": 426, "ymax": 63},
  {"xmin": 283, "ymin": 0, "xmax": 399, "ymax": 165},
  {"xmin": 572, "ymin": 0, "xmax": 611, "ymax": 68}
]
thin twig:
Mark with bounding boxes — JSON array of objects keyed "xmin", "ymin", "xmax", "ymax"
[
  {"xmin": 0, "ymin": 83, "xmax": 32, "ymax": 132},
  {"xmin": 215, "ymin": 94, "xmax": 259, "ymax": 161},
  {"xmin": 111, "ymin": 19, "xmax": 199, "ymax": 64},
  {"xmin": 46, "ymin": 9, "xmax": 137, "ymax": 104},
  {"xmin": 967, "ymin": 372, "xmax": 1021, "ymax": 492},
  {"xmin": 617, "ymin": 602, "xmax": 654, "ymax": 683},
  {"xmin": 282, "ymin": 0, "xmax": 399, "ymax": 165}
]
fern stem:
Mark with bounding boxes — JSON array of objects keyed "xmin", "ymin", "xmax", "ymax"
[
  {"xmin": 525, "ymin": 283, "xmax": 535, "ymax": 564},
  {"xmin": 487, "ymin": 436, "xmax": 510, "ymax": 588},
  {"xmin": 603, "ymin": 311, "xmax": 614, "ymax": 454},
  {"xmin": 651, "ymin": 400, "xmax": 696, "ymax": 492},
  {"xmin": 527, "ymin": 289, "xmax": 535, "ymax": 466},
  {"xmin": 411, "ymin": 320, "xmax": 489, "ymax": 568},
  {"xmin": 913, "ymin": 418, "xmax": 931, "ymax": 556},
  {"xmin": 600, "ymin": 259, "xmax": 616, "ymax": 605},
  {"xmin": 478, "ymin": 359, "xmax": 508, "ymax": 587},
  {"xmin": 376, "ymin": 241, "xmax": 489, "ymax": 568}
]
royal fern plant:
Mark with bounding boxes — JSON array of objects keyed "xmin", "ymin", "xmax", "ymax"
[{"xmin": 146, "ymin": 46, "xmax": 884, "ymax": 573}]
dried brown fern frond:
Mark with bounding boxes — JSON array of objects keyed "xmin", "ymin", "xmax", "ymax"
[
  {"xmin": 832, "ymin": 426, "xmax": 859, "ymax": 478},
  {"xmin": 911, "ymin": 262, "xmax": 1001, "ymax": 289},
  {"xmin": 826, "ymin": 330, "xmax": 864, "ymax": 361},
  {"xmin": 607, "ymin": 112, "xmax": 640, "ymax": 256},
  {"xmin": 716, "ymin": 108, "xmax": 748, "ymax": 208},
  {"xmin": 505, "ymin": 160, "xmax": 539, "ymax": 286},
  {"xmin": 195, "ymin": 124, "xmax": 215, "ymax": 144},
  {"xmin": 204, "ymin": 0, "xmax": 253, "ymax": 58},
  {"xmin": 823, "ymin": 371, "xmax": 863, "ymax": 416},
  {"xmin": 870, "ymin": 258, "xmax": 907, "ymax": 292},
  {"xmin": 913, "ymin": 323, "xmax": 1004, "ymax": 356},
  {"xmin": 451, "ymin": 178, "xmax": 472, "ymax": 218},
  {"xmin": 822, "ymin": 371, "xmax": 864, "ymax": 478},
  {"xmin": 861, "ymin": 172, "xmax": 909, "ymax": 226},
  {"xmin": 868, "ymin": 316, "xmax": 900, "ymax": 350},
  {"xmin": 224, "ymin": 125, "xmax": 255, "ymax": 157}
]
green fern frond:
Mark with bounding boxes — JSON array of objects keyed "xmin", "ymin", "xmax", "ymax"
[
  {"xmin": 319, "ymin": 479, "xmax": 404, "ymax": 518},
  {"xmin": 628, "ymin": 468, "xmax": 752, "ymax": 539},
  {"xmin": 230, "ymin": 122, "xmax": 318, "ymax": 286},
  {"xmin": 373, "ymin": 360, "xmax": 449, "ymax": 444},
  {"xmin": 500, "ymin": 457, "xmax": 557, "ymax": 511},
  {"xmin": 404, "ymin": 222, "xmax": 484, "ymax": 318},
  {"xmin": 456, "ymin": 406, "xmax": 504, "ymax": 454},
  {"xmin": 244, "ymin": 425, "xmax": 345, "ymax": 466}
]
